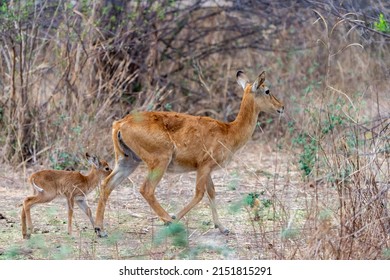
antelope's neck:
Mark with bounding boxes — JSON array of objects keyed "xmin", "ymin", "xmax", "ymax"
[{"xmin": 229, "ymin": 90, "xmax": 259, "ymax": 151}]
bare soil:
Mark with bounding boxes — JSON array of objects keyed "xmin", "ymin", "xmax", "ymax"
[{"xmin": 0, "ymin": 140, "xmax": 304, "ymax": 260}]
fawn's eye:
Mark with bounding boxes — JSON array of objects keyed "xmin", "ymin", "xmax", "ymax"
[{"xmin": 265, "ymin": 89, "xmax": 270, "ymax": 95}]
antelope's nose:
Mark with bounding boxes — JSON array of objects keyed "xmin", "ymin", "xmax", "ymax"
[{"xmin": 277, "ymin": 106, "xmax": 284, "ymax": 114}]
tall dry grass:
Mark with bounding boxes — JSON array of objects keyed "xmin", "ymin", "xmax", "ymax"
[
  {"xmin": 0, "ymin": 1, "xmax": 314, "ymax": 166},
  {"xmin": 0, "ymin": 1, "xmax": 389, "ymax": 259},
  {"xmin": 249, "ymin": 10, "xmax": 390, "ymax": 259}
]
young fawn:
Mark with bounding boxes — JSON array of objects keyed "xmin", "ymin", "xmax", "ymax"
[
  {"xmin": 21, "ymin": 153, "xmax": 112, "ymax": 239},
  {"xmin": 94, "ymin": 70, "xmax": 284, "ymax": 237}
]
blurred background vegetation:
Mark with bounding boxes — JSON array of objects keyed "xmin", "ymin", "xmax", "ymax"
[
  {"xmin": 0, "ymin": 0, "xmax": 389, "ymax": 259},
  {"xmin": 0, "ymin": 0, "xmax": 388, "ymax": 166}
]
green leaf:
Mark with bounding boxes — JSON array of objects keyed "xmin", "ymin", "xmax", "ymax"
[{"xmin": 374, "ymin": 13, "xmax": 390, "ymax": 33}]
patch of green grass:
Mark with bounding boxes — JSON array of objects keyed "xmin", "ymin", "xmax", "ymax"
[
  {"xmin": 27, "ymin": 235, "xmax": 46, "ymax": 249},
  {"xmin": 280, "ymin": 227, "xmax": 300, "ymax": 240},
  {"xmin": 318, "ymin": 209, "xmax": 333, "ymax": 222},
  {"xmin": 27, "ymin": 235, "xmax": 50, "ymax": 258},
  {"xmin": 1, "ymin": 244, "xmax": 22, "ymax": 260},
  {"xmin": 382, "ymin": 248, "xmax": 390, "ymax": 260},
  {"xmin": 227, "ymin": 170, "xmax": 240, "ymax": 190},
  {"xmin": 103, "ymin": 231, "xmax": 124, "ymax": 246},
  {"xmin": 53, "ymin": 244, "xmax": 73, "ymax": 260},
  {"xmin": 154, "ymin": 222, "xmax": 188, "ymax": 247}
]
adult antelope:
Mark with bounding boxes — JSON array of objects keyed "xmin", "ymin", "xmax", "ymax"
[
  {"xmin": 94, "ymin": 70, "xmax": 284, "ymax": 237},
  {"xmin": 21, "ymin": 153, "xmax": 112, "ymax": 239}
]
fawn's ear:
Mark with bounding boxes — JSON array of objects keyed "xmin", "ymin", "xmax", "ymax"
[
  {"xmin": 251, "ymin": 71, "xmax": 265, "ymax": 92},
  {"xmin": 236, "ymin": 70, "xmax": 249, "ymax": 90},
  {"xmin": 86, "ymin": 153, "xmax": 100, "ymax": 168}
]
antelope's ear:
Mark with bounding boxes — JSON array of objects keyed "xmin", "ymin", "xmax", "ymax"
[
  {"xmin": 252, "ymin": 71, "xmax": 265, "ymax": 92},
  {"xmin": 86, "ymin": 153, "xmax": 100, "ymax": 168},
  {"xmin": 236, "ymin": 70, "xmax": 249, "ymax": 90}
]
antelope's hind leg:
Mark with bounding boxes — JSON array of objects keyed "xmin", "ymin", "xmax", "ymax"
[{"xmin": 139, "ymin": 156, "xmax": 173, "ymax": 224}]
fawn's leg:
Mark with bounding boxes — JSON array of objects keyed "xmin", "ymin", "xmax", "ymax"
[
  {"xmin": 21, "ymin": 205, "xmax": 27, "ymax": 239},
  {"xmin": 22, "ymin": 192, "xmax": 56, "ymax": 239},
  {"xmin": 66, "ymin": 196, "xmax": 75, "ymax": 235}
]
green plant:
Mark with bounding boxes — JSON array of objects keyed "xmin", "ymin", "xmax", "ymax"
[
  {"xmin": 383, "ymin": 249, "xmax": 390, "ymax": 260},
  {"xmin": 230, "ymin": 192, "xmax": 273, "ymax": 223},
  {"xmin": 374, "ymin": 13, "xmax": 390, "ymax": 33},
  {"xmin": 292, "ymin": 103, "xmax": 345, "ymax": 177},
  {"xmin": 26, "ymin": 235, "xmax": 50, "ymax": 258},
  {"xmin": 154, "ymin": 223, "xmax": 188, "ymax": 247},
  {"xmin": 1, "ymin": 245, "xmax": 22, "ymax": 259},
  {"xmin": 292, "ymin": 132, "xmax": 318, "ymax": 177},
  {"xmin": 53, "ymin": 244, "xmax": 73, "ymax": 260},
  {"xmin": 103, "ymin": 231, "xmax": 124, "ymax": 246},
  {"xmin": 49, "ymin": 151, "xmax": 79, "ymax": 170},
  {"xmin": 245, "ymin": 192, "xmax": 260, "ymax": 208},
  {"xmin": 280, "ymin": 227, "xmax": 299, "ymax": 240},
  {"xmin": 227, "ymin": 171, "xmax": 240, "ymax": 190}
]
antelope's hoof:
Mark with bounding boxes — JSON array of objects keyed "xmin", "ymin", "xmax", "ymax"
[
  {"xmin": 215, "ymin": 225, "xmax": 230, "ymax": 235},
  {"xmin": 23, "ymin": 234, "xmax": 31, "ymax": 240},
  {"xmin": 94, "ymin": 228, "xmax": 108, "ymax": 238}
]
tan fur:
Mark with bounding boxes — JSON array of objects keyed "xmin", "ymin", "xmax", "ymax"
[
  {"xmin": 94, "ymin": 71, "xmax": 284, "ymax": 236},
  {"xmin": 21, "ymin": 153, "xmax": 111, "ymax": 239}
]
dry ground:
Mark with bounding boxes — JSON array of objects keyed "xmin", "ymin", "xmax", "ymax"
[{"xmin": 0, "ymin": 139, "xmax": 327, "ymax": 260}]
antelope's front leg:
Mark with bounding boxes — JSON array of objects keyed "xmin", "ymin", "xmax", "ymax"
[
  {"xmin": 95, "ymin": 158, "xmax": 139, "ymax": 237},
  {"xmin": 76, "ymin": 197, "xmax": 94, "ymax": 228},
  {"xmin": 175, "ymin": 167, "xmax": 209, "ymax": 221},
  {"xmin": 206, "ymin": 175, "xmax": 229, "ymax": 235}
]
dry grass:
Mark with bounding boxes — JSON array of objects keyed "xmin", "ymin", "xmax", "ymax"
[{"xmin": 0, "ymin": 1, "xmax": 389, "ymax": 259}]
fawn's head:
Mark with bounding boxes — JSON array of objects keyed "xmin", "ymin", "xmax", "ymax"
[
  {"xmin": 236, "ymin": 70, "xmax": 284, "ymax": 115},
  {"xmin": 85, "ymin": 153, "xmax": 112, "ymax": 177}
]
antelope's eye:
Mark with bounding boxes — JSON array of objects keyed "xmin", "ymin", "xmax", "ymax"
[
  {"xmin": 265, "ymin": 89, "xmax": 270, "ymax": 95},
  {"xmin": 105, "ymin": 167, "xmax": 110, "ymax": 171}
]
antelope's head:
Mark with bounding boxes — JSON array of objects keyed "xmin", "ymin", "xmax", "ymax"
[{"xmin": 237, "ymin": 70, "xmax": 284, "ymax": 115}]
